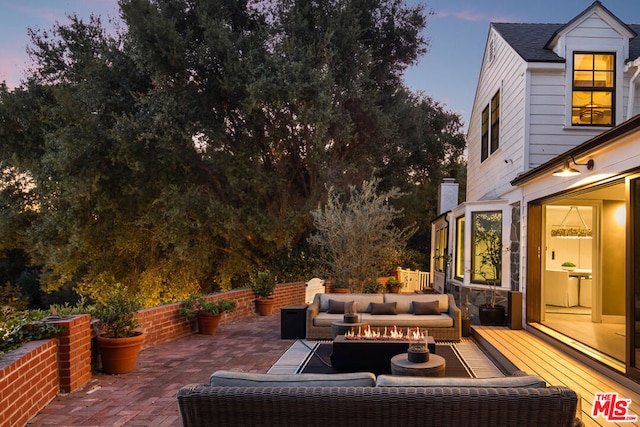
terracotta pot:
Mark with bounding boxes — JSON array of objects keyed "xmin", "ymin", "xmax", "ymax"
[
  {"xmin": 197, "ymin": 311, "xmax": 222, "ymax": 335},
  {"xmin": 479, "ymin": 305, "xmax": 505, "ymax": 326},
  {"xmin": 389, "ymin": 285, "xmax": 402, "ymax": 294},
  {"xmin": 256, "ymin": 297, "xmax": 275, "ymax": 316},
  {"xmin": 97, "ymin": 331, "xmax": 145, "ymax": 374}
]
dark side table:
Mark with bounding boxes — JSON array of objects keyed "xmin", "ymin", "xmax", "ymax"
[{"xmin": 280, "ymin": 306, "xmax": 308, "ymax": 339}]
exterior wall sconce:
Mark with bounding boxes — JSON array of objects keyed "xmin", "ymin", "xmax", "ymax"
[{"xmin": 552, "ymin": 156, "xmax": 595, "ymax": 177}]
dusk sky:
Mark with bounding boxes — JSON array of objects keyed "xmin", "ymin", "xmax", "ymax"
[{"xmin": 1, "ymin": 0, "xmax": 640, "ymax": 128}]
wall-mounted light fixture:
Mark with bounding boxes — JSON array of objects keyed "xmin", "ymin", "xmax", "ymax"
[{"xmin": 552, "ymin": 156, "xmax": 595, "ymax": 177}]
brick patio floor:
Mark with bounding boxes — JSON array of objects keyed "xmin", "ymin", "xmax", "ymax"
[{"xmin": 27, "ymin": 313, "xmax": 292, "ymax": 427}]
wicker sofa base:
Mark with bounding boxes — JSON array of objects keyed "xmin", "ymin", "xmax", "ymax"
[{"xmin": 177, "ymin": 385, "xmax": 583, "ymax": 427}]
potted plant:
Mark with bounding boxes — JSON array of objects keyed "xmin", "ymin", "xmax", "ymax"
[
  {"xmin": 561, "ymin": 261, "xmax": 576, "ymax": 271},
  {"xmin": 180, "ymin": 295, "xmax": 237, "ymax": 335},
  {"xmin": 331, "ymin": 280, "xmax": 351, "ymax": 293},
  {"xmin": 386, "ymin": 277, "xmax": 405, "ymax": 293},
  {"xmin": 474, "ymin": 213, "xmax": 506, "ymax": 326},
  {"xmin": 363, "ymin": 280, "xmax": 384, "ymax": 294},
  {"xmin": 252, "ymin": 270, "xmax": 276, "ymax": 316},
  {"xmin": 92, "ymin": 286, "xmax": 145, "ymax": 374}
]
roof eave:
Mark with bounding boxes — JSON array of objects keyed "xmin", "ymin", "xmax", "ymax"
[{"xmin": 510, "ymin": 115, "xmax": 640, "ymax": 187}]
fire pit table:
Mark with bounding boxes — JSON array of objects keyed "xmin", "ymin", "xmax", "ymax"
[
  {"xmin": 330, "ymin": 321, "xmax": 368, "ymax": 340},
  {"xmin": 331, "ymin": 335, "xmax": 436, "ymax": 374}
]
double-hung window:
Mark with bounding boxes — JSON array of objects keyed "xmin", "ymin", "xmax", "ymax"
[
  {"xmin": 571, "ymin": 52, "xmax": 614, "ymax": 126},
  {"xmin": 481, "ymin": 91, "xmax": 500, "ymax": 162}
]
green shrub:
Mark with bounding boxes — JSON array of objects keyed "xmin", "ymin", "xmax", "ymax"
[{"xmin": 0, "ymin": 306, "xmax": 60, "ymax": 359}]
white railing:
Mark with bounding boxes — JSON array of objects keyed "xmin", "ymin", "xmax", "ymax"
[{"xmin": 396, "ymin": 267, "xmax": 430, "ymax": 292}]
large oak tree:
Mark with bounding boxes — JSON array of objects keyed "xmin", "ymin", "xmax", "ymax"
[{"xmin": 0, "ymin": 0, "xmax": 465, "ymax": 305}]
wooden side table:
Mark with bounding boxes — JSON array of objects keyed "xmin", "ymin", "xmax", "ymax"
[{"xmin": 390, "ymin": 353, "xmax": 446, "ymax": 377}]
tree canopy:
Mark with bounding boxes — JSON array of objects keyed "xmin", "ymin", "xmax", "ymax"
[{"xmin": 0, "ymin": 0, "xmax": 466, "ymax": 306}]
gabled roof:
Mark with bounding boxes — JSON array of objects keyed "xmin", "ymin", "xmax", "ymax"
[
  {"xmin": 544, "ymin": 1, "xmax": 636, "ymax": 49},
  {"xmin": 492, "ymin": 23, "xmax": 565, "ymax": 63},
  {"xmin": 491, "ymin": 1, "xmax": 639, "ymax": 64}
]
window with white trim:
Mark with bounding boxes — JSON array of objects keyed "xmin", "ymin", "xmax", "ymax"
[
  {"xmin": 571, "ymin": 52, "xmax": 614, "ymax": 126},
  {"xmin": 481, "ymin": 91, "xmax": 500, "ymax": 162}
]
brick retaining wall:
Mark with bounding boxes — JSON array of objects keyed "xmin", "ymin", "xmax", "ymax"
[
  {"xmin": 2, "ymin": 282, "xmax": 307, "ymax": 426},
  {"xmin": 0, "ymin": 339, "xmax": 58, "ymax": 427}
]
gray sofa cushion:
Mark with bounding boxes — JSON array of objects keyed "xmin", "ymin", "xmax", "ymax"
[
  {"xmin": 413, "ymin": 300, "xmax": 440, "ymax": 315},
  {"xmin": 384, "ymin": 294, "xmax": 449, "ymax": 313},
  {"xmin": 327, "ymin": 299, "xmax": 348, "ymax": 314},
  {"xmin": 371, "ymin": 302, "xmax": 397, "ymax": 315},
  {"xmin": 375, "ymin": 374, "xmax": 546, "ymax": 388},
  {"xmin": 210, "ymin": 370, "xmax": 377, "ymax": 387},
  {"xmin": 319, "ymin": 294, "xmax": 384, "ymax": 313}
]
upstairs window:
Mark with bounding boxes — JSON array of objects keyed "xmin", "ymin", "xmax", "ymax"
[
  {"xmin": 490, "ymin": 92, "xmax": 500, "ymax": 152},
  {"xmin": 572, "ymin": 53, "xmax": 614, "ymax": 126},
  {"xmin": 481, "ymin": 90, "xmax": 500, "ymax": 162},
  {"xmin": 481, "ymin": 107, "xmax": 489, "ymax": 161}
]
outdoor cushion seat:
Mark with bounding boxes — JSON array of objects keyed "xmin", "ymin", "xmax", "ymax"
[
  {"xmin": 307, "ymin": 293, "xmax": 461, "ymax": 341},
  {"xmin": 178, "ymin": 370, "xmax": 584, "ymax": 427},
  {"xmin": 375, "ymin": 373, "xmax": 546, "ymax": 388},
  {"xmin": 209, "ymin": 370, "xmax": 376, "ymax": 387}
]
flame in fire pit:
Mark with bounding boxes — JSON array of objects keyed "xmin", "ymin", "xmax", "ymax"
[{"xmin": 344, "ymin": 325, "xmax": 427, "ymax": 340}]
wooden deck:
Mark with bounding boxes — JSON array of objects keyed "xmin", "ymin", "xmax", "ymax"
[{"xmin": 473, "ymin": 325, "xmax": 640, "ymax": 427}]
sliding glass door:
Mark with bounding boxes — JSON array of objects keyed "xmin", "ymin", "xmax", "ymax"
[{"xmin": 628, "ymin": 175, "xmax": 640, "ymax": 380}]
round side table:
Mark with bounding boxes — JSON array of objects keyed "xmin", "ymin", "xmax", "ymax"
[{"xmin": 390, "ymin": 353, "xmax": 446, "ymax": 377}]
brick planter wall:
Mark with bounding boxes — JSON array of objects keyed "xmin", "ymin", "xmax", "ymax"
[
  {"xmin": 48, "ymin": 314, "xmax": 92, "ymax": 393},
  {"xmin": 0, "ymin": 339, "xmax": 58, "ymax": 427},
  {"xmin": 5, "ymin": 282, "xmax": 307, "ymax": 425},
  {"xmin": 136, "ymin": 282, "xmax": 306, "ymax": 348}
]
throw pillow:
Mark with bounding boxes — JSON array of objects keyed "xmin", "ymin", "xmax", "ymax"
[
  {"xmin": 370, "ymin": 302, "xmax": 397, "ymax": 315},
  {"xmin": 412, "ymin": 300, "xmax": 440, "ymax": 315},
  {"xmin": 327, "ymin": 299, "xmax": 348, "ymax": 314}
]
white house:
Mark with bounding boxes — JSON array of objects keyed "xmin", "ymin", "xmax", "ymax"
[{"xmin": 432, "ymin": 1, "xmax": 640, "ymax": 382}]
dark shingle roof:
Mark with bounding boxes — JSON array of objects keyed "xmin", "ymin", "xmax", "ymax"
[
  {"xmin": 630, "ymin": 24, "xmax": 640, "ymax": 61},
  {"xmin": 492, "ymin": 19, "xmax": 640, "ymax": 64},
  {"xmin": 492, "ymin": 23, "xmax": 565, "ymax": 63}
]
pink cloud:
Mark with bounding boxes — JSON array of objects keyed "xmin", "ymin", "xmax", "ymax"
[{"xmin": 434, "ymin": 8, "xmax": 518, "ymax": 23}]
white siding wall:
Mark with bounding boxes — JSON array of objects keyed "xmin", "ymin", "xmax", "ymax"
[
  {"xmin": 525, "ymin": 13, "xmax": 632, "ymax": 170},
  {"xmin": 527, "ymin": 69, "xmax": 600, "ymax": 167},
  {"xmin": 467, "ymin": 28, "xmax": 526, "ymax": 202}
]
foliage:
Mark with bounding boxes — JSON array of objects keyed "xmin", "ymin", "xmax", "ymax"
[
  {"xmin": 473, "ymin": 213, "xmax": 504, "ymax": 307},
  {"xmin": 92, "ymin": 286, "xmax": 142, "ymax": 338},
  {"xmin": 363, "ymin": 280, "xmax": 384, "ymax": 294},
  {"xmin": 180, "ymin": 295, "xmax": 237, "ymax": 318},
  {"xmin": 386, "ymin": 277, "xmax": 405, "ymax": 290},
  {"xmin": 332, "ymin": 280, "xmax": 350, "ymax": 289},
  {"xmin": 0, "ymin": 0, "xmax": 466, "ymax": 303},
  {"xmin": 0, "ymin": 306, "xmax": 61, "ymax": 359},
  {"xmin": 561, "ymin": 261, "xmax": 576, "ymax": 267},
  {"xmin": 251, "ymin": 271, "xmax": 277, "ymax": 298},
  {"xmin": 309, "ymin": 176, "xmax": 417, "ymax": 293}
]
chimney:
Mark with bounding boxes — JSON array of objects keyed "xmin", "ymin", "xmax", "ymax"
[{"xmin": 438, "ymin": 178, "xmax": 459, "ymax": 215}]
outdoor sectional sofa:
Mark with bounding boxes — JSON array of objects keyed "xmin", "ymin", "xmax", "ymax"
[
  {"xmin": 306, "ymin": 292, "xmax": 461, "ymax": 341},
  {"xmin": 176, "ymin": 370, "xmax": 584, "ymax": 427}
]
